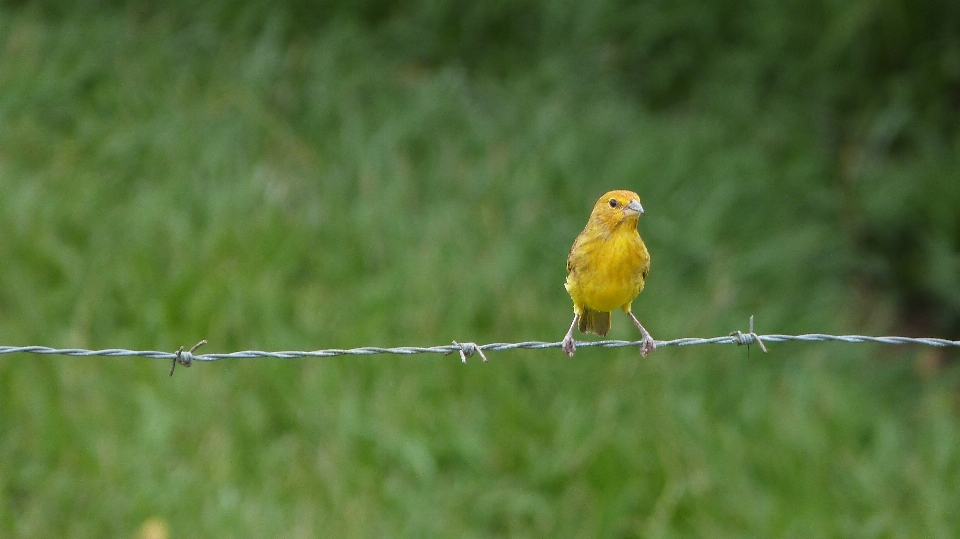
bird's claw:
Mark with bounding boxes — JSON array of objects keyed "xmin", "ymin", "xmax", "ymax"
[
  {"xmin": 562, "ymin": 335, "xmax": 577, "ymax": 357},
  {"xmin": 639, "ymin": 334, "xmax": 656, "ymax": 357}
]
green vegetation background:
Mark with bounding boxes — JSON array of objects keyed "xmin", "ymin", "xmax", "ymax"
[{"xmin": 2, "ymin": 0, "xmax": 960, "ymax": 536}]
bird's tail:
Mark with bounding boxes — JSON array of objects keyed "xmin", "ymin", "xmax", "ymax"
[{"xmin": 578, "ymin": 308, "xmax": 611, "ymax": 336}]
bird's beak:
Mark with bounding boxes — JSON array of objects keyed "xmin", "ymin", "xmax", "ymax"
[{"xmin": 626, "ymin": 199, "xmax": 644, "ymax": 216}]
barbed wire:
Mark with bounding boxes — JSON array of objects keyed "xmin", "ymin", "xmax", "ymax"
[{"xmin": 1, "ymin": 322, "xmax": 958, "ymax": 376}]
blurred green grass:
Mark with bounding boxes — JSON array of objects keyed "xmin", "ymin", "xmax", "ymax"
[{"xmin": 1, "ymin": 2, "xmax": 960, "ymax": 537}]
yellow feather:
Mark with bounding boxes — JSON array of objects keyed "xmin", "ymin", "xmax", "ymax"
[{"xmin": 564, "ymin": 190, "xmax": 650, "ymax": 336}]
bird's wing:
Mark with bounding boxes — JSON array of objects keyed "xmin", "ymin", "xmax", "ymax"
[{"xmin": 566, "ymin": 233, "xmax": 586, "ymax": 276}]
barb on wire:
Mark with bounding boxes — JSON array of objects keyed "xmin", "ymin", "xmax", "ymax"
[
  {"xmin": 446, "ymin": 341, "xmax": 488, "ymax": 364},
  {"xmin": 1, "ymin": 318, "xmax": 959, "ymax": 372},
  {"xmin": 729, "ymin": 315, "xmax": 768, "ymax": 355},
  {"xmin": 171, "ymin": 340, "xmax": 207, "ymax": 377}
]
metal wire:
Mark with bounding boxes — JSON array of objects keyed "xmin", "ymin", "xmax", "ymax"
[{"xmin": 1, "ymin": 333, "xmax": 958, "ymax": 365}]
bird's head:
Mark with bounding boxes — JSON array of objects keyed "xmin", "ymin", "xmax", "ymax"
[{"xmin": 588, "ymin": 190, "xmax": 644, "ymax": 230}]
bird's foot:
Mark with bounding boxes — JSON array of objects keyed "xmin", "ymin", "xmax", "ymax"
[
  {"xmin": 639, "ymin": 333, "xmax": 656, "ymax": 357},
  {"xmin": 562, "ymin": 334, "xmax": 577, "ymax": 357},
  {"xmin": 562, "ymin": 314, "xmax": 579, "ymax": 357},
  {"xmin": 627, "ymin": 311, "xmax": 656, "ymax": 357}
]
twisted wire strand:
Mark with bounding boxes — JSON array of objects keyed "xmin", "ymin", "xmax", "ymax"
[{"xmin": 1, "ymin": 334, "xmax": 958, "ymax": 364}]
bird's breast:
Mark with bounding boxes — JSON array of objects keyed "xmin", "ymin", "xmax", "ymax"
[{"xmin": 566, "ymin": 230, "xmax": 649, "ymax": 313}]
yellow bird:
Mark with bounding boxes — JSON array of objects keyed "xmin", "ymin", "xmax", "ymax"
[{"xmin": 562, "ymin": 190, "xmax": 655, "ymax": 357}]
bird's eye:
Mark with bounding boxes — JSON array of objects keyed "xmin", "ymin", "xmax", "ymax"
[{"xmin": 608, "ymin": 198, "xmax": 618, "ymax": 208}]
